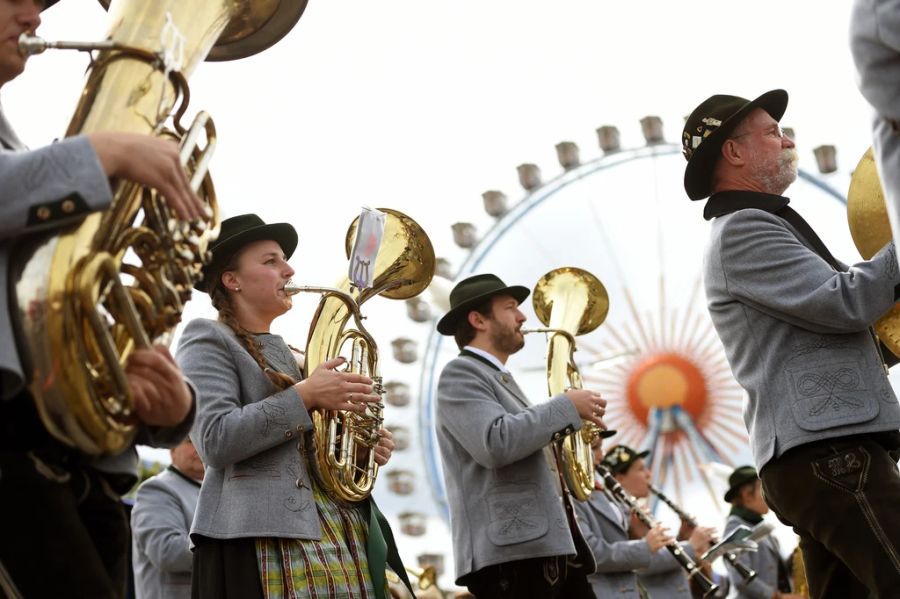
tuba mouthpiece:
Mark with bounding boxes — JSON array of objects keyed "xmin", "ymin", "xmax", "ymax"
[
  {"xmin": 283, "ymin": 284, "xmax": 301, "ymax": 296},
  {"xmin": 18, "ymin": 33, "xmax": 48, "ymax": 57}
]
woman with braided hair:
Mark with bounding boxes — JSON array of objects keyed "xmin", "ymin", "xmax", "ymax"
[{"xmin": 175, "ymin": 214, "xmax": 412, "ymax": 599}]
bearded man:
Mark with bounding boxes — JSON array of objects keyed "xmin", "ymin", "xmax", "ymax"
[
  {"xmin": 434, "ymin": 273, "xmax": 607, "ymax": 598},
  {"xmin": 682, "ymin": 90, "xmax": 900, "ymax": 598}
]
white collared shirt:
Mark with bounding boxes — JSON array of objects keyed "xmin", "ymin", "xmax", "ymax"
[{"xmin": 463, "ymin": 345, "xmax": 510, "ymax": 373}]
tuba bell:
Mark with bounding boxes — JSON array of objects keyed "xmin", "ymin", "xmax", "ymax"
[
  {"xmin": 522, "ymin": 266, "xmax": 609, "ymax": 501},
  {"xmin": 289, "ymin": 209, "xmax": 435, "ymax": 504},
  {"xmin": 11, "ymin": 0, "xmax": 307, "ymax": 456},
  {"xmin": 847, "ymin": 147, "xmax": 900, "ymax": 356}
]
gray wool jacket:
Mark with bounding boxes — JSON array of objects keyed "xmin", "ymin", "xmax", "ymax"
[
  {"xmin": 436, "ymin": 351, "xmax": 587, "ymax": 584},
  {"xmin": 131, "ymin": 467, "xmax": 201, "ymax": 599},
  {"xmin": 703, "ymin": 191, "xmax": 900, "ymax": 470},
  {"xmin": 175, "ymin": 318, "xmax": 320, "ymax": 539}
]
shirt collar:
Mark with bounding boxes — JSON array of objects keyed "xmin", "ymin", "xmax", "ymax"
[
  {"xmin": 703, "ymin": 190, "xmax": 790, "ymax": 221},
  {"xmin": 463, "ymin": 345, "xmax": 510, "ymax": 373}
]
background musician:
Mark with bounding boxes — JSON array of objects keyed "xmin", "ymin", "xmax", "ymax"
[
  {"xmin": 575, "ymin": 432, "xmax": 672, "ymax": 599},
  {"xmin": 131, "ymin": 439, "xmax": 204, "ymax": 599},
  {"xmin": 683, "ymin": 89, "xmax": 900, "ymax": 597},
  {"xmin": 722, "ymin": 466, "xmax": 800, "ymax": 599},
  {"xmin": 0, "ymin": 1, "xmax": 204, "ymax": 597},
  {"xmin": 603, "ymin": 444, "xmax": 716, "ymax": 599},
  {"xmin": 175, "ymin": 214, "xmax": 410, "ymax": 599},
  {"xmin": 434, "ymin": 273, "xmax": 606, "ymax": 598}
]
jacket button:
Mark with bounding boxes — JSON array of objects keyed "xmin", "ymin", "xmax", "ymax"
[
  {"xmin": 296, "ymin": 478, "xmax": 307, "ymax": 489},
  {"xmin": 296, "ymin": 424, "xmax": 303, "ymax": 432},
  {"xmin": 36, "ymin": 206, "xmax": 51, "ymax": 220},
  {"xmin": 284, "ymin": 430, "xmax": 293, "ymax": 438},
  {"xmin": 61, "ymin": 199, "xmax": 76, "ymax": 213}
]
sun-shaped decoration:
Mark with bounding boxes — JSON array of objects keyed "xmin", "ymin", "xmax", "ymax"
[{"xmin": 580, "ymin": 277, "xmax": 749, "ymax": 507}]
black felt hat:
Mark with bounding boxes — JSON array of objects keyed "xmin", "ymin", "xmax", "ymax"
[
  {"xmin": 597, "ymin": 429, "xmax": 617, "ymax": 439},
  {"xmin": 602, "ymin": 444, "xmax": 650, "ymax": 475},
  {"xmin": 42, "ymin": 0, "xmax": 59, "ymax": 10},
  {"xmin": 682, "ymin": 89, "xmax": 788, "ymax": 201},
  {"xmin": 436, "ymin": 274, "xmax": 530, "ymax": 336},
  {"xmin": 195, "ymin": 214, "xmax": 297, "ymax": 293},
  {"xmin": 723, "ymin": 465, "xmax": 759, "ymax": 503}
]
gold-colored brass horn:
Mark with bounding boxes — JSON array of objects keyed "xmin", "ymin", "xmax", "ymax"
[
  {"xmin": 847, "ymin": 147, "xmax": 900, "ymax": 356},
  {"xmin": 522, "ymin": 266, "xmax": 609, "ymax": 501},
  {"xmin": 13, "ymin": 0, "xmax": 305, "ymax": 455},
  {"xmin": 291, "ymin": 209, "xmax": 435, "ymax": 503}
]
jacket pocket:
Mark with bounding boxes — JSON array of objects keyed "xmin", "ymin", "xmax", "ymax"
[
  {"xmin": 785, "ymin": 347, "xmax": 879, "ymax": 431},
  {"xmin": 486, "ymin": 482, "xmax": 548, "ymax": 546}
]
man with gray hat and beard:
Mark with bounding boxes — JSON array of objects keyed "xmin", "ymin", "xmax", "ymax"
[{"xmin": 683, "ymin": 89, "xmax": 900, "ymax": 597}]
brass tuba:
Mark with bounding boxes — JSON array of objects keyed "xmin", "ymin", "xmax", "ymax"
[
  {"xmin": 12, "ymin": 0, "xmax": 307, "ymax": 456},
  {"xmin": 847, "ymin": 147, "xmax": 900, "ymax": 356},
  {"xmin": 289, "ymin": 209, "xmax": 435, "ymax": 504},
  {"xmin": 522, "ymin": 266, "xmax": 609, "ymax": 501}
]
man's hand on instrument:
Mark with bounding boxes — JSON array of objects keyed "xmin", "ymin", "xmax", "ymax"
[
  {"xmin": 295, "ymin": 357, "xmax": 381, "ymax": 413},
  {"xmin": 689, "ymin": 526, "xmax": 717, "ymax": 555},
  {"xmin": 645, "ymin": 524, "xmax": 674, "ymax": 553},
  {"xmin": 565, "ymin": 388, "xmax": 607, "ymax": 428},
  {"xmin": 126, "ymin": 345, "xmax": 193, "ymax": 427},
  {"xmin": 88, "ymin": 132, "xmax": 206, "ymax": 222},
  {"xmin": 373, "ymin": 428, "xmax": 395, "ymax": 466}
]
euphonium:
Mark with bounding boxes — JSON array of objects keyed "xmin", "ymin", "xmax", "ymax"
[
  {"xmin": 847, "ymin": 148, "xmax": 900, "ymax": 356},
  {"xmin": 289, "ymin": 209, "xmax": 435, "ymax": 504},
  {"xmin": 12, "ymin": 1, "xmax": 307, "ymax": 456},
  {"xmin": 522, "ymin": 266, "xmax": 609, "ymax": 501}
]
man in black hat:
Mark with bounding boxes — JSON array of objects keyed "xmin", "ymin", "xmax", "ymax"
[
  {"xmin": 434, "ymin": 273, "xmax": 607, "ymax": 598},
  {"xmin": 574, "ymin": 433, "xmax": 673, "ymax": 599},
  {"xmin": 722, "ymin": 466, "xmax": 801, "ymax": 599},
  {"xmin": 0, "ymin": 1, "xmax": 205, "ymax": 597},
  {"xmin": 602, "ymin": 444, "xmax": 715, "ymax": 599},
  {"xmin": 684, "ymin": 89, "xmax": 900, "ymax": 597}
]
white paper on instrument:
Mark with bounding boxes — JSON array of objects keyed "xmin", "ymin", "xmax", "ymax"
[{"xmin": 349, "ymin": 206, "xmax": 385, "ymax": 289}]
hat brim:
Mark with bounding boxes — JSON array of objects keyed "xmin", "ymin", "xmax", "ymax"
[
  {"xmin": 194, "ymin": 222, "xmax": 298, "ymax": 292},
  {"xmin": 436, "ymin": 285, "xmax": 530, "ymax": 335},
  {"xmin": 42, "ymin": 0, "xmax": 59, "ymax": 10},
  {"xmin": 598, "ymin": 428, "xmax": 617, "ymax": 439},
  {"xmin": 684, "ymin": 89, "xmax": 788, "ymax": 201},
  {"xmin": 723, "ymin": 471, "xmax": 759, "ymax": 502}
]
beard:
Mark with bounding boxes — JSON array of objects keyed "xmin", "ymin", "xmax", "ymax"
[
  {"xmin": 490, "ymin": 320, "xmax": 525, "ymax": 355},
  {"xmin": 752, "ymin": 147, "xmax": 799, "ymax": 195}
]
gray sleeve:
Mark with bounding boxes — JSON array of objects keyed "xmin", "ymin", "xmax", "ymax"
[
  {"xmin": 436, "ymin": 359, "xmax": 581, "ymax": 469},
  {"xmin": 131, "ymin": 477, "xmax": 193, "ymax": 573},
  {"xmin": 175, "ymin": 319, "xmax": 313, "ymax": 470},
  {"xmin": 574, "ymin": 501, "xmax": 652, "ymax": 573},
  {"xmin": 851, "ymin": 0, "xmax": 900, "ymax": 120},
  {"xmin": 719, "ymin": 209, "xmax": 900, "ymax": 334},
  {"xmin": 0, "ymin": 136, "xmax": 111, "ymax": 239}
]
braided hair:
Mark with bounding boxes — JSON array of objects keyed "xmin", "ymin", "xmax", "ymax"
[{"xmin": 207, "ymin": 251, "xmax": 297, "ymax": 390}]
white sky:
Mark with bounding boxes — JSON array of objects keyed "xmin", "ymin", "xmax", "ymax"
[{"xmin": 4, "ymin": 0, "xmax": 881, "ymax": 587}]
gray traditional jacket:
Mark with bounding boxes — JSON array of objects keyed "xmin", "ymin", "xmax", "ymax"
[
  {"xmin": 574, "ymin": 485, "xmax": 652, "ymax": 598},
  {"xmin": 132, "ymin": 466, "xmax": 201, "ymax": 599},
  {"xmin": 723, "ymin": 513, "xmax": 785, "ymax": 599},
  {"xmin": 176, "ymin": 318, "xmax": 319, "ymax": 539},
  {"xmin": 436, "ymin": 351, "xmax": 585, "ymax": 584},
  {"xmin": 703, "ymin": 191, "xmax": 900, "ymax": 469}
]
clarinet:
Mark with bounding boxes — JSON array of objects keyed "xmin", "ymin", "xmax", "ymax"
[
  {"xmin": 649, "ymin": 484, "xmax": 757, "ymax": 583},
  {"xmin": 597, "ymin": 467, "xmax": 719, "ymax": 597}
]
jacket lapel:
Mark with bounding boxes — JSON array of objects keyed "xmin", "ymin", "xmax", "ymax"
[{"xmin": 459, "ymin": 350, "xmax": 531, "ymax": 408}]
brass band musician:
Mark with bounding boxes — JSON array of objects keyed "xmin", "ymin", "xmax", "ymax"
[
  {"xmin": 174, "ymin": 214, "xmax": 411, "ymax": 599},
  {"xmin": 0, "ymin": 1, "xmax": 203, "ymax": 596},
  {"xmin": 683, "ymin": 89, "xmax": 900, "ymax": 597},
  {"xmin": 434, "ymin": 273, "xmax": 606, "ymax": 598}
]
